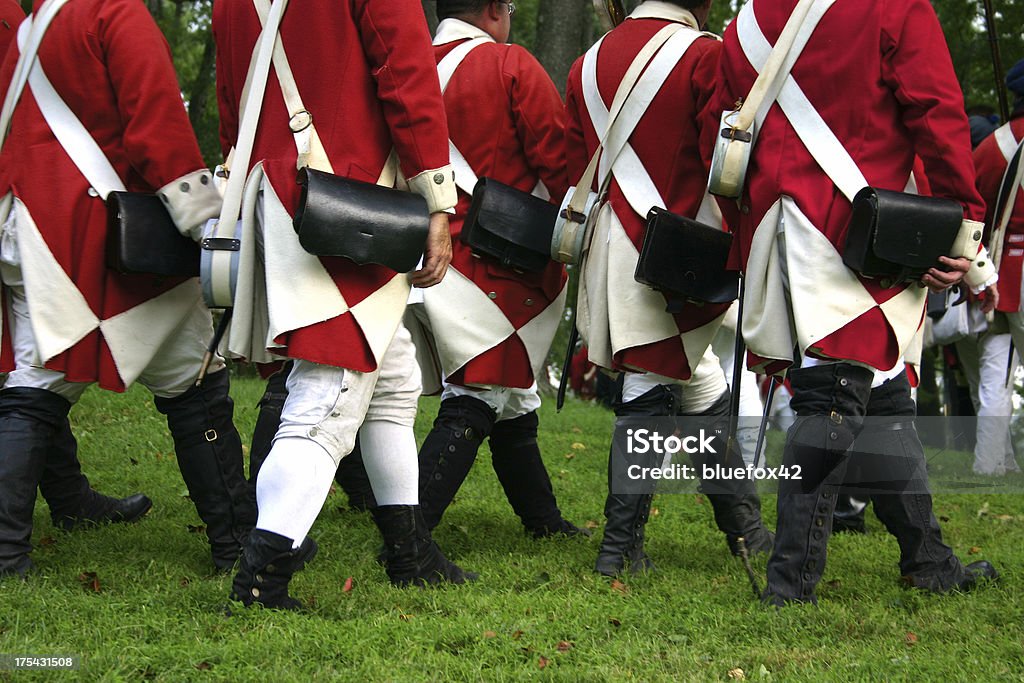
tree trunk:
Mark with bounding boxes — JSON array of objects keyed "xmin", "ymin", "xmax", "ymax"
[
  {"xmin": 534, "ymin": 0, "xmax": 592, "ymax": 94},
  {"xmin": 187, "ymin": 27, "xmax": 216, "ymax": 134}
]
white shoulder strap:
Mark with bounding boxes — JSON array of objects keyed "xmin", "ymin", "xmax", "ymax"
[
  {"xmin": 736, "ymin": 0, "xmax": 870, "ymax": 203},
  {"xmin": 17, "ymin": 18, "xmax": 124, "ymax": 198},
  {"xmin": 0, "ymin": 0, "xmax": 74, "ymax": 147},
  {"xmin": 436, "ymin": 37, "xmax": 490, "ymax": 196},
  {"xmin": 994, "ymin": 123, "xmax": 1020, "ymax": 164},
  {"xmin": 991, "ymin": 137, "xmax": 1024, "ymax": 269}
]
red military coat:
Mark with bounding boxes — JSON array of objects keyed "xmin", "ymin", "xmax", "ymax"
[
  {"xmin": 0, "ymin": 0, "xmax": 211, "ymax": 391},
  {"xmin": 0, "ymin": 1, "xmax": 22, "ymax": 54},
  {"xmin": 214, "ymin": 0, "xmax": 452, "ymax": 373},
  {"xmin": 423, "ymin": 18, "xmax": 568, "ymax": 389},
  {"xmin": 973, "ymin": 114, "xmax": 1024, "ymax": 312},
  {"xmin": 712, "ymin": 0, "xmax": 985, "ymax": 374},
  {"xmin": 565, "ymin": 5, "xmax": 728, "ymax": 381}
]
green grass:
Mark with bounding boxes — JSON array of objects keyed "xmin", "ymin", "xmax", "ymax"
[{"xmin": 2, "ymin": 376, "xmax": 1022, "ymax": 681}]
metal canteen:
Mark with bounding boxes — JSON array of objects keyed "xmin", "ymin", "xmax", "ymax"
[
  {"xmin": 551, "ymin": 187, "xmax": 598, "ymax": 265},
  {"xmin": 200, "ymin": 216, "xmax": 241, "ymax": 309},
  {"xmin": 708, "ymin": 109, "xmax": 754, "ymax": 199}
]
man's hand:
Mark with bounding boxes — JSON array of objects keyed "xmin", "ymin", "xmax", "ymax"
[
  {"xmin": 920, "ymin": 256, "xmax": 970, "ymax": 293},
  {"xmin": 411, "ymin": 212, "xmax": 452, "ymax": 288},
  {"xmin": 980, "ymin": 284, "xmax": 1000, "ymax": 314}
]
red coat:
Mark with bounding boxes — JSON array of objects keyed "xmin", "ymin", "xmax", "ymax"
[
  {"xmin": 214, "ymin": 0, "xmax": 451, "ymax": 372},
  {"xmin": 0, "ymin": 1, "xmax": 22, "ymax": 55},
  {"xmin": 565, "ymin": 13, "xmax": 728, "ymax": 380},
  {"xmin": 0, "ymin": 0, "xmax": 209, "ymax": 390},
  {"xmin": 712, "ymin": 0, "xmax": 984, "ymax": 372},
  {"xmin": 973, "ymin": 114, "xmax": 1024, "ymax": 312},
  {"xmin": 432, "ymin": 32, "xmax": 568, "ymax": 388}
]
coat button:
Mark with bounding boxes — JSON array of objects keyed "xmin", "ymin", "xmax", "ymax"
[
  {"xmin": 433, "ymin": 173, "xmax": 445, "ymax": 185},
  {"xmin": 251, "ymin": 587, "xmax": 260, "ymax": 598},
  {"xmin": 524, "ymin": 298, "xmax": 534, "ymax": 306},
  {"xmin": 87, "ymin": 187, "xmax": 100, "ymax": 197},
  {"xmin": 309, "ymin": 427, "xmax": 319, "ymax": 437},
  {"xmin": 488, "ymin": 292, "xmax": 497, "ymax": 300},
  {"xmin": 973, "ymin": 230, "xmax": 982, "ymax": 241},
  {"xmin": 200, "ymin": 174, "xmax": 210, "ymax": 185},
  {"xmin": 180, "ymin": 181, "xmax": 190, "ymax": 193},
  {"xmin": 741, "ymin": 204, "xmax": 750, "ymax": 215},
  {"xmin": 977, "ymin": 261, "xmax": 986, "ymax": 268}
]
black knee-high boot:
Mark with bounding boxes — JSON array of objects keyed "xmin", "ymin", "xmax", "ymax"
[
  {"xmin": 230, "ymin": 529, "xmax": 318, "ymax": 610},
  {"xmin": 40, "ymin": 419, "xmax": 151, "ymax": 531},
  {"xmin": 686, "ymin": 390, "xmax": 774, "ymax": 556},
  {"xmin": 0, "ymin": 388, "xmax": 70, "ymax": 577},
  {"xmin": 857, "ymin": 374, "xmax": 996, "ymax": 592},
  {"xmin": 154, "ymin": 369, "xmax": 256, "ymax": 570},
  {"xmin": 489, "ymin": 411, "xmax": 587, "ymax": 538},
  {"xmin": 594, "ymin": 385, "xmax": 675, "ymax": 577},
  {"xmin": 763, "ymin": 363, "xmax": 874, "ymax": 606},
  {"xmin": 418, "ymin": 395, "xmax": 497, "ymax": 530},
  {"xmin": 370, "ymin": 505, "xmax": 477, "ymax": 587}
]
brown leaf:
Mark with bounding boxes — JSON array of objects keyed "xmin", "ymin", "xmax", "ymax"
[
  {"xmin": 571, "ymin": 426, "xmax": 582, "ymax": 434},
  {"xmin": 584, "ymin": 520, "xmax": 599, "ymax": 530},
  {"xmin": 995, "ymin": 514, "xmax": 1014, "ymax": 521},
  {"xmin": 38, "ymin": 536, "xmax": 56, "ymax": 547},
  {"xmin": 571, "ymin": 442, "xmax": 586, "ymax": 450},
  {"xmin": 651, "ymin": 507, "xmax": 660, "ymax": 517},
  {"xmin": 727, "ymin": 668, "xmax": 746, "ymax": 680},
  {"xmin": 610, "ymin": 579, "xmax": 629, "ymax": 594},
  {"xmin": 342, "ymin": 577, "xmax": 354, "ymax": 593},
  {"xmin": 538, "ymin": 656, "xmax": 549, "ymax": 670},
  {"xmin": 483, "ymin": 630, "xmax": 497, "ymax": 639},
  {"xmin": 608, "ymin": 617, "xmax": 621, "ymax": 627},
  {"xmin": 399, "ymin": 613, "xmax": 414, "ymax": 621},
  {"xmin": 78, "ymin": 571, "xmax": 101, "ymax": 593},
  {"xmin": 194, "ymin": 662, "xmax": 212, "ymax": 671},
  {"xmin": 179, "ymin": 577, "xmax": 191, "ymax": 588},
  {"xmin": 969, "ymin": 546, "xmax": 982, "ymax": 555},
  {"xmin": 564, "ymin": 453, "xmax": 576, "ymax": 460},
  {"xmin": 556, "ymin": 641, "xmax": 573, "ymax": 652},
  {"xmin": 187, "ymin": 525, "xmax": 206, "ymax": 534},
  {"xmin": 905, "ymin": 632, "xmax": 918, "ymax": 646},
  {"xmin": 694, "ymin": 494, "xmax": 705, "ymax": 505},
  {"xmin": 826, "ymin": 579, "xmax": 842, "ymax": 589},
  {"xmin": 939, "ymin": 515, "xmax": 950, "ymax": 522},
  {"xmin": 129, "ymin": 457, "xmax": 139, "ymax": 466},
  {"xmin": 512, "ymin": 629, "xmax": 524, "ymax": 640}
]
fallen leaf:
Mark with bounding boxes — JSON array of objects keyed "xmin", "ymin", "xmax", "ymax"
[
  {"xmin": 38, "ymin": 536, "xmax": 56, "ymax": 547},
  {"xmin": 939, "ymin": 515, "xmax": 950, "ymax": 522},
  {"xmin": 556, "ymin": 641, "xmax": 573, "ymax": 652},
  {"xmin": 969, "ymin": 546, "xmax": 982, "ymax": 555},
  {"xmin": 187, "ymin": 525, "xmax": 206, "ymax": 534},
  {"xmin": 826, "ymin": 579, "xmax": 841, "ymax": 589},
  {"xmin": 564, "ymin": 453, "xmax": 576, "ymax": 460},
  {"xmin": 995, "ymin": 514, "xmax": 1014, "ymax": 521},
  {"xmin": 727, "ymin": 668, "xmax": 746, "ymax": 680},
  {"xmin": 651, "ymin": 507, "xmax": 660, "ymax": 517},
  {"xmin": 129, "ymin": 457, "xmax": 139, "ymax": 466},
  {"xmin": 194, "ymin": 662, "xmax": 212, "ymax": 671},
  {"xmin": 572, "ymin": 426, "xmax": 582, "ymax": 434},
  {"xmin": 584, "ymin": 520, "xmax": 599, "ymax": 530},
  {"xmin": 483, "ymin": 630, "xmax": 497, "ymax": 639},
  {"xmin": 977, "ymin": 502, "xmax": 990, "ymax": 518},
  {"xmin": 512, "ymin": 630, "xmax": 524, "ymax": 640},
  {"xmin": 571, "ymin": 442, "xmax": 586, "ymax": 450},
  {"xmin": 694, "ymin": 494, "xmax": 705, "ymax": 505},
  {"xmin": 608, "ymin": 617, "xmax": 621, "ymax": 627},
  {"xmin": 342, "ymin": 577, "xmax": 354, "ymax": 593},
  {"xmin": 905, "ymin": 632, "xmax": 918, "ymax": 646},
  {"xmin": 538, "ymin": 656, "xmax": 549, "ymax": 670},
  {"xmin": 399, "ymin": 613, "xmax": 414, "ymax": 621},
  {"xmin": 78, "ymin": 571, "xmax": 101, "ymax": 593},
  {"xmin": 610, "ymin": 579, "xmax": 629, "ymax": 594}
]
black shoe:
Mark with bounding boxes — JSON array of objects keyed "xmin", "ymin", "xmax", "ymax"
[
  {"xmin": 902, "ymin": 559, "xmax": 998, "ymax": 593},
  {"xmin": 53, "ymin": 492, "xmax": 153, "ymax": 531},
  {"xmin": 530, "ymin": 518, "xmax": 593, "ymax": 539},
  {"xmin": 371, "ymin": 505, "xmax": 477, "ymax": 587},
  {"xmin": 594, "ymin": 493, "xmax": 655, "ymax": 577},
  {"xmin": 230, "ymin": 530, "xmax": 318, "ymax": 610},
  {"xmin": 726, "ymin": 527, "xmax": 775, "ymax": 556}
]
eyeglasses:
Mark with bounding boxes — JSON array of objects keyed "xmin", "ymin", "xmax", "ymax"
[{"xmin": 497, "ymin": 1, "xmax": 516, "ymax": 16}]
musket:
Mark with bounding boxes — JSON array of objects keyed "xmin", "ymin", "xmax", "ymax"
[
  {"xmin": 981, "ymin": 0, "xmax": 1010, "ymax": 122},
  {"xmin": 593, "ymin": 0, "xmax": 627, "ymax": 30}
]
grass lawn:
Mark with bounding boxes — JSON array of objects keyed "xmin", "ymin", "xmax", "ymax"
[{"xmin": 1, "ymin": 375, "xmax": 1021, "ymax": 681}]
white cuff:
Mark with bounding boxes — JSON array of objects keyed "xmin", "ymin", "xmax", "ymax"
[
  {"xmin": 949, "ymin": 218, "xmax": 984, "ymax": 260},
  {"xmin": 964, "ymin": 245, "xmax": 998, "ymax": 293},
  {"xmin": 157, "ymin": 169, "xmax": 222, "ymax": 241},
  {"xmin": 407, "ymin": 165, "xmax": 457, "ymax": 214}
]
